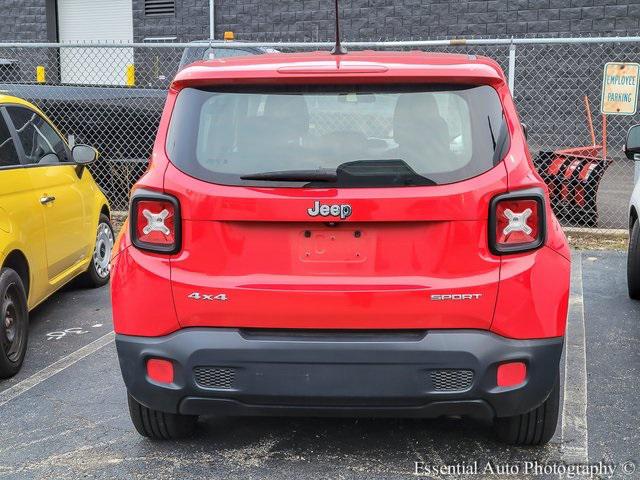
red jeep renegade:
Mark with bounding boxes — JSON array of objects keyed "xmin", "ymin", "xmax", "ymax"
[{"xmin": 111, "ymin": 50, "xmax": 570, "ymax": 445}]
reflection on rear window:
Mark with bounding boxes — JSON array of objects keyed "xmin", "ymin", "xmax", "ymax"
[{"xmin": 166, "ymin": 84, "xmax": 508, "ymax": 187}]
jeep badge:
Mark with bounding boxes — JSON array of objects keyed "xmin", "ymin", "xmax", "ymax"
[{"xmin": 307, "ymin": 201, "xmax": 352, "ymax": 220}]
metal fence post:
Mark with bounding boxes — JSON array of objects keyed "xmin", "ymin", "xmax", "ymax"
[
  {"xmin": 209, "ymin": 0, "xmax": 215, "ymax": 40},
  {"xmin": 508, "ymin": 40, "xmax": 516, "ymax": 94}
]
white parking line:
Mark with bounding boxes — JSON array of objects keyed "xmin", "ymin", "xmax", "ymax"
[
  {"xmin": 560, "ymin": 252, "xmax": 589, "ymax": 464},
  {"xmin": 0, "ymin": 332, "xmax": 115, "ymax": 408}
]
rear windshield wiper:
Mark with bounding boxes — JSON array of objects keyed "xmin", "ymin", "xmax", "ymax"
[
  {"xmin": 240, "ymin": 169, "xmax": 338, "ymax": 182},
  {"xmin": 240, "ymin": 161, "xmax": 436, "ymax": 187},
  {"xmin": 336, "ymin": 159, "xmax": 437, "ymax": 187}
]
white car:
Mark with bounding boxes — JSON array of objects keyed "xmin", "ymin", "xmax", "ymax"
[{"xmin": 625, "ymin": 125, "xmax": 640, "ymax": 299}]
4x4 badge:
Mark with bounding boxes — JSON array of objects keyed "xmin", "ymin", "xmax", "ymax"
[
  {"xmin": 307, "ymin": 201, "xmax": 352, "ymax": 220},
  {"xmin": 187, "ymin": 292, "xmax": 228, "ymax": 301}
]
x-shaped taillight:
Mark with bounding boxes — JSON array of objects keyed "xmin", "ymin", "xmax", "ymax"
[
  {"xmin": 142, "ymin": 209, "xmax": 171, "ymax": 235},
  {"xmin": 502, "ymin": 208, "xmax": 533, "ymax": 235}
]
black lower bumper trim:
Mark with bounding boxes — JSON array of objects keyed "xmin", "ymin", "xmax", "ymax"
[
  {"xmin": 116, "ymin": 328, "xmax": 563, "ymax": 419},
  {"xmin": 179, "ymin": 397, "xmax": 495, "ymax": 420}
]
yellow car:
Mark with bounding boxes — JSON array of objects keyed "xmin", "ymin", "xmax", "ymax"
[{"xmin": 0, "ymin": 95, "xmax": 113, "ymax": 378}]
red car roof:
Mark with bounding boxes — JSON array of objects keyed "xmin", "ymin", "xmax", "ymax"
[{"xmin": 172, "ymin": 50, "xmax": 507, "ymax": 88}]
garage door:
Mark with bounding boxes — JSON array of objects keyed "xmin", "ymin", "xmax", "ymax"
[{"xmin": 57, "ymin": 0, "xmax": 134, "ymax": 85}]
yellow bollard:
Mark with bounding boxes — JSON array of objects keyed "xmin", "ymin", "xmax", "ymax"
[
  {"xmin": 126, "ymin": 64, "xmax": 135, "ymax": 87},
  {"xmin": 36, "ymin": 66, "xmax": 46, "ymax": 84}
]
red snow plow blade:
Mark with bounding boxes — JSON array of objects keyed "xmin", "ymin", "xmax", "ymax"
[{"xmin": 534, "ymin": 96, "xmax": 610, "ymax": 227}]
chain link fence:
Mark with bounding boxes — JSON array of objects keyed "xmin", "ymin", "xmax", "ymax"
[{"xmin": 0, "ymin": 38, "xmax": 638, "ymax": 232}]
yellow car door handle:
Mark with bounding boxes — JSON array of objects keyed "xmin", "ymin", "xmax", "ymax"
[{"xmin": 40, "ymin": 195, "xmax": 56, "ymax": 205}]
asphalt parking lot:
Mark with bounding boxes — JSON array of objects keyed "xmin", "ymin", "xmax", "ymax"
[{"xmin": 0, "ymin": 251, "xmax": 638, "ymax": 480}]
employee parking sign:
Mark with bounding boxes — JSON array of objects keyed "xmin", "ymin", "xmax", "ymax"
[{"xmin": 601, "ymin": 62, "xmax": 640, "ymax": 115}]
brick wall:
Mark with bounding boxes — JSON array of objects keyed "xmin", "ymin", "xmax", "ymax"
[
  {"xmin": 0, "ymin": 0, "xmax": 48, "ymax": 42},
  {"xmin": 0, "ymin": 1, "xmax": 638, "ymax": 44},
  {"xmin": 132, "ymin": 0, "xmax": 208, "ymax": 41},
  {"xmin": 133, "ymin": 0, "xmax": 640, "ymax": 43}
]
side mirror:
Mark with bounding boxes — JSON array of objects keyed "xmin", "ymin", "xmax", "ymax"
[
  {"xmin": 521, "ymin": 123, "xmax": 528, "ymax": 141},
  {"xmin": 72, "ymin": 144, "xmax": 98, "ymax": 165},
  {"xmin": 624, "ymin": 125, "xmax": 640, "ymax": 160}
]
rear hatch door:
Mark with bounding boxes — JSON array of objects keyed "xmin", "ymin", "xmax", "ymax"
[{"xmin": 164, "ymin": 82, "xmax": 510, "ymax": 329}]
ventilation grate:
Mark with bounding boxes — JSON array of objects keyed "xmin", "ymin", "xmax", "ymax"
[
  {"xmin": 194, "ymin": 367, "xmax": 236, "ymax": 390},
  {"xmin": 429, "ymin": 369, "xmax": 474, "ymax": 392},
  {"xmin": 144, "ymin": 0, "xmax": 175, "ymax": 16}
]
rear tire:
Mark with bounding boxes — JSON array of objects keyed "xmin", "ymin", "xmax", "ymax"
[
  {"xmin": 127, "ymin": 394, "xmax": 198, "ymax": 440},
  {"xmin": 79, "ymin": 214, "xmax": 114, "ymax": 288},
  {"xmin": 628, "ymin": 219, "xmax": 640, "ymax": 300},
  {"xmin": 494, "ymin": 374, "xmax": 560, "ymax": 446},
  {"xmin": 0, "ymin": 268, "xmax": 29, "ymax": 379}
]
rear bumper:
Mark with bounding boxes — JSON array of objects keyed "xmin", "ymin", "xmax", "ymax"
[{"xmin": 116, "ymin": 329, "xmax": 563, "ymax": 420}]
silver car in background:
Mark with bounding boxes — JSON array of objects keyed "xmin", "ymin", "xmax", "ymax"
[
  {"xmin": 625, "ymin": 125, "xmax": 640, "ymax": 299},
  {"xmin": 179, "ymin": 40, "xmax": 278, "ymax": 70}
]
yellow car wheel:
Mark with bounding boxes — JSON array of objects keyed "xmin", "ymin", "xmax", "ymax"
[
  {"xmin": 79, "ymin": 214, "xmax": 114, "ymax": 288},
  {"xmin": 0, "ymin": 268, "xmax": 29, "ymax": 379}
]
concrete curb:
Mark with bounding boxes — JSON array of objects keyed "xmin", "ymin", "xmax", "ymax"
[{"xmin": 563, "ymin": 227, "xmax": 628, "ymax": 237}]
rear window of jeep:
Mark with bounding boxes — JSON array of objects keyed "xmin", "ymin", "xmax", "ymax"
[{"xmin": 166, "ymin": 84, "xmax": 508, "ymax": 187}]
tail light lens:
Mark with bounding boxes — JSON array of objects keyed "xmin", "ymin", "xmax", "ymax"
[
  {"xmin": 489, "ymin": 189, "xmax": 546, "ymax": 254},
  {"xmin": 147, "ymin": 358, "xmax": 174, "ymax": 384},
  {"xmin": 130, "ymin": 190, "xmax": 181, "ymax": 253},
  {"xmin": 497, "ymin": 361, "xmax": 527, "ymax": 387}
]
